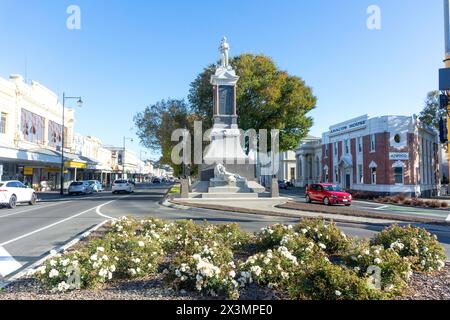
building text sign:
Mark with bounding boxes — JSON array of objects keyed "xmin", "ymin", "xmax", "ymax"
[
  {"xmin": 389, "ymin": 152, "xmax": 409, "ymax": 161},
  {"xmin": 330, "ymin": 118, "xmax": 367, "ymax": 135}
]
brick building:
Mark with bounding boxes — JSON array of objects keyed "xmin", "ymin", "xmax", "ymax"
[{"xmin": 319, "ymin": 115, "xmax": 440, "ymax": 197}]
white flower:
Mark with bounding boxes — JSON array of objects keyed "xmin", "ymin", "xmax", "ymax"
[
  {"xmin": 138, "ymin": 241, "xmax": 145, "ymax": 247},
  {"xmin": 97, "ymin": 247, "xmax": 105, "ymax": 252},
  {"xmin": 50, "ymin": 260, "xmax": 57, "ymax": 267},
  {"xmin": 90, "ymin": 254, "xmax": 98, "ymax": 261},
  {"xmin": 374, "ymin": 258, "xmax": 382, "ymax": 264},
  {"xmin": 301, "ymin": 229, "xmax": 308, "ymax": 234},
  {"xmin": 110, "ymin": 265, "xmax": 116, "ymax": 272},
  {"xmin": 335, "ymin": 290, "xmax": 342, "ymax": 297},
  {"xmin": 318, "ymin": 243, "xmax": 327, "ymax": 250},
  {"xmin": 99, "ymin": 268, "xmax": 108, "ymax": 278},
  {"xmin": 250, "ymin": 266, "xmax": 262, "ymax": 277},
  {"xmin": 49, "ymin": 269, "xmax": 59, "ymax": 278},
  {"xmin": 57, "ymin": 281, "xmax": 70, "ymax": 292},
  {"xmin": 61, "ymin": 259, "xmax": 70, "ymax": 267},
  {"xmin": 50, "ymin": 250, "xmax": 58, "ymax": 256},
  {"xmin": 229, "ymin": 270, "xmax": 236, "ymax": 278}
]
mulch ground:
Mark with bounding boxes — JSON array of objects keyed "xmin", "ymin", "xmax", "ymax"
[{"xmin": 1, "ymin": 264, "xmax": 449, "ymax": 300}]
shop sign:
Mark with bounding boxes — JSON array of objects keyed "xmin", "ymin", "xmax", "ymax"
[
  {"xmin": 389, "ymin": 152, "xmax": 409, "ymax": 161},
  {"xmin": 24, "ymin": 167, "xmax": 33, "ymax": 175}
]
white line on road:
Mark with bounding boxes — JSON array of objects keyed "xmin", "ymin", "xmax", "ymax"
[
  {"xmin": 0, "ymin": 246, "xmax": 22, "ymax": 278},
  {"xmin": 96, "ymin": 201, "xmax": 117, "ymax": 220},
  {"xmin": 0, "ymin": 200, "xmax": 115, "ymax": 247},
  {"xmin": 0, "ymin": 201, "xmax": 72, "ymax": 219}
]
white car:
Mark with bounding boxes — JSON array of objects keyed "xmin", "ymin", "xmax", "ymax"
[
  {"xmin": 88, "ymin": 180, "xmax": 103, "ymax": 193},
  {"xmin": 112, "ymin": 179, "xmax": 135, "ymax": 194},
  {"xmin": 0, "ymin": 180, "xmax": 37, "ymax": 209}
]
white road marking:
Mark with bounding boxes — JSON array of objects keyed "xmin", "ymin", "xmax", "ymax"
[
  {"xmin": 0, "ymin": 201, "xmax": 72, "ymax": 219},
  {"xmin": 0, "ymin": 246, "xmax": 22, "ymax": 278},
  {"xmin": 96, "ymin": 201, "xmax": 117, "ymax": 220},
  {"xmin": 374, "ymin": 205, "xmax": 390, "ymax": 210},
  {"xmin": 0, "ymin": 200, "xmax": 115, "ymax": 247}
]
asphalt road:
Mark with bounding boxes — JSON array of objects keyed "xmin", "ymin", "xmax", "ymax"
[
  {"xmin": 1, "ymin": 184, "xmax": 449, "ymax": 284},
  {"xmin": 279, "ymin": 188, "xmax": 450, "ymax": 221}
]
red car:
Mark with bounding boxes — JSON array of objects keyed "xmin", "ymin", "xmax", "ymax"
[{"xmin": 305, "ymin": 183, "xmax": 352, "ymax": 206}]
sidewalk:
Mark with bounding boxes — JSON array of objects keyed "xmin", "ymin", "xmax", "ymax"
[
  {"xmin": 171, "ymin": 198, "xmax": 401, "ymax": 225},
  {"xmin": 171, "ymin": 197, "xmax": 450, "ymax": 226}
]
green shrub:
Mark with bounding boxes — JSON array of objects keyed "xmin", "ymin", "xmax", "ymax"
[
  {"xmin": 294, "ymin": 219, "xmax": 350, "ymax": 255},
  {"xmin": 256, "ymin": 224, "xmax": 294, "ymax": 251},
  {"xmin": 238, "ymin": 246, "xmax": 306, "ymax": 291},
  {"xmin": 343, "ymin": 240, "xmax": 412, "ymax": 296},
  {"xmin": 33, "ymin": 246, "xmax": 116, "ymax": 292},
  {"xmin": 163, "ymin": 244, "xmax": 239, "ymax": 299},
  {"xmin": 371, "ymin": 225, "xmax": 446, "ymax": 272},
  {"xmin": 287, "ymin": 260, "xmax": 387, "ymax": 300}
]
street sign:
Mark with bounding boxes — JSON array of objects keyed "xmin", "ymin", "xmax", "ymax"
[{"xmin": 439, "ymin": 68, "xmax": 450, "ymax": 90}]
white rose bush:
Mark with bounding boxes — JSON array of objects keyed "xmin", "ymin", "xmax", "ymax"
[{"xmin": 30, "ymin": 217, "xmax": 446, "ymax": 300}]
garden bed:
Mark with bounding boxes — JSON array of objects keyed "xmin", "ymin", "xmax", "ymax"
[{"xmin": 0, "ymin": 217, "xmax": 448, "ymax": 300}]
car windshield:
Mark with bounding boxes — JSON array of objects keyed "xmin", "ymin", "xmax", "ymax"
[
  {"xmin": 71, "ymin": 182, "xmax": 83, "ymax": 186},
  {"xmin": 115, "ymin": 180, "xmax": 127, "ymax": 184},
  {"xmin": 323, "ymin": 185, "xmax": 343, "ymax": 192},
  {"xmin": 0, "ymin": 183, "xmax": 4, "ymax": 187}
]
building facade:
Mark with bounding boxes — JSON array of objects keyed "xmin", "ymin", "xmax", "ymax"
[
  {"xmin": 319, "ymin": 115, "xmax": 440, "ymax": 197},
  {"xmin": 0, "ymin": 74, "xmax": 78, "ymax": 189},
  {"xmin": 295, "ymin": 136, "xmax": 323, "ymax": 187}
]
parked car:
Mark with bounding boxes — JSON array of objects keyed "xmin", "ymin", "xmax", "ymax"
[
  {"xmin": 68, "ymin": 181, "xmax": 94, "ymax": 196},
  {"xmin": 152, "ymin": 177, "xmax": 161, "ymax": 184},
  {"xmin": 305, "ymin": 183, "xmax": 352, "ymax": 206},
  {"xmin": 112, "ymin": 179, "xmax": 135, "ymax": 194},
  {"xmin": 278, "ymin": 180, "xmax": 288, "ymax": 190},
  {"xmin": 88, "ymin": 180, "xmax": 104, "ymax": 193},
  {"xmin": 0, "ymin": 180, "xmax": 37, "ymax": 209}
]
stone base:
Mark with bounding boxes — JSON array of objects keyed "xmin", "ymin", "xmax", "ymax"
[{"xmin": 201, "ymin": 193, "xmax": 259, "ymax": 199}]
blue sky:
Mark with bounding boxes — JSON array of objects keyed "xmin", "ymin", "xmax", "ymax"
[{"xmin": 0, "ymin": 0, "xmax": 444, "ymax": 159}]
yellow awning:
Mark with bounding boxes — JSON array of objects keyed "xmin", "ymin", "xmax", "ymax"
[{"xmin": 65, "ymin": 161, "xmax": 87, "ymax": 169}]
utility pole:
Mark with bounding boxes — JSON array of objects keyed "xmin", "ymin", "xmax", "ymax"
[{"xmin": 442, "ymin": 1, "xmax": 450, "ymax": 187}]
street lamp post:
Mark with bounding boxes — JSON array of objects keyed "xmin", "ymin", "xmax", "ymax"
[
  {"xmin": 122, "ymin": 136, "xmax": 133, "ymax": 179},
  {"xmin": 60, "ymin": 93, "xmax": 83, "ymax": 196}
]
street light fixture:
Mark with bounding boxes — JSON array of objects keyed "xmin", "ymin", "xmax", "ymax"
[{"xmin": 60, "ymin": 93, "xmax": 83, "ymax": 196}]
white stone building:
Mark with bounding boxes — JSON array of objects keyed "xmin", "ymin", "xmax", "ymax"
[{"xmin": 0, "ymin": 74, "xmax": 80, "ymax": 189}]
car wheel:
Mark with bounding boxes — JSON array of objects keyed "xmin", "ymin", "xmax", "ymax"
[
  {"xmin": 305, "ymin": 195, "xmax": 312, "ymax": 203},
  {"xmin": 323, "ymin": 197, "xmax": 331, "ymax": 206},
  {"xmin": 29, "ymin": 193, "xmax": 37, "ymax": 206},
  {"xmin": 345, "ymin": 204, "xmax": 351, "ymax": 207},
  {"xmin": 8, "ymin": 195, "xmax": 17, "ymax": 209}
]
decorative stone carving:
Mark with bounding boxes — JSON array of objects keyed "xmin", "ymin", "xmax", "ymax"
[{"xmin": 214, "ymin": 163, "xmax": 246, "ymax": 185}]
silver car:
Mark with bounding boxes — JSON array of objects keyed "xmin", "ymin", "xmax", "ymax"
[
  {"xmin": 68, "ymin": 181, "xmax": 93, "ymax": 195},
  {"xmin": 88, "ymin": 180, "xmax": 103, "ymax": 193}
]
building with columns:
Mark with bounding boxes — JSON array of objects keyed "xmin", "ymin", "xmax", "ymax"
[{"xmin": 295, "ymin": 135, "xmax": 323, "ymax": 187}]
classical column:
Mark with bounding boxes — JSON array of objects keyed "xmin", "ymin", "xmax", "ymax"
[
  {"xmin": 301, "ymin": 154, "xmax": 306, "ymax": 186},
  {"xmin": 233, "ymin": 86, "xmax": 237, "ymax": 116},
  {"xmin": 213, "ymin": 85, "xmax": 219, "ymax": 116}
]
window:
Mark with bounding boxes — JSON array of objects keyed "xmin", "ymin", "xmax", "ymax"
[
  {"xmin": 394, "ymin": 167, "xmax": 404, "ymax": 184},
  {"xmin": 324, "ymin": 168, "xmax": 329, "ymax": 182},
  {"xmin": 21, "ymin": 109, "xmax": 44, "ymax": 144},
  {"xmin": 357, "ymin": 137, "xmax": 363, "ymax": 153},
  {"xmin": 325, "ymin": 145, "xmax": 329, "ymax": 158},
  {"xmin": 290, "ymin": 167, "xmax": 295, "ymax": 181},
  {"xmin": 358, "ymin": 164, "xmax": 363, "ymax": 184},
  {"xmin": 334, "ymin": 166, "xmax": 339, "ymax": 183},
  {"xmin": 0, "ymin": 112, "xmax": 6, "ymax": 134},
  {"xmin": 370, "ymin": 134, "xmax": 376, "ymax": 152},
  {"xmin": 394, "ymin": 134, "xmax": 401, "ymax": 144},
  {"xmin": 334, "ymin": 142, "xmax": 338, "ymax": 156},
  {"xmin": 48, "ymin": 120, "xmax": 63, "ymax": 147},
  {"xmin": 371, "ymin": 167, "xmax": 377, "ymax": 184},
  {"xmin": 344, "ymin": 139, "xmax": 349, "ymax": 154}
]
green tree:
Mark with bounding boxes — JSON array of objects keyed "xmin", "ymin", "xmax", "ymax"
[
  {"xmin": 189, "ymin": 54, "xmax": 317, "ymax": 151},
  {"xmin": 419, "ymin": 91, "xmax": 442, "ymax": 131},
  {"xmin": 134, "ymin": 99, "xmax": 193, "ymax": 176}
]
